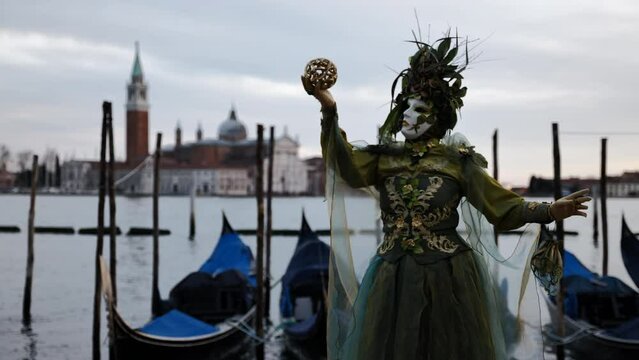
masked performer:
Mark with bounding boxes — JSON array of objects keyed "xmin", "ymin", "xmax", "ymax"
[{"xmin": 302, "ymin": 37, "xmax": 591, "ymax": 360}]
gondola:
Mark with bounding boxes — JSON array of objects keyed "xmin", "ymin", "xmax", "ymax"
[
  {"xmin": 544, "ymin": 226, "xmax": 639, "ymax": 360},
  {"xmin": 100, "ymin": 214, "xmax": 257, "ymax": 360},
  {"xmin": 621, "ymin": 216, "xmax": 639, "ymax": 289},
  {"xmin": 280, "ymin": 212, "xmax": 330, "ymax": 359}
]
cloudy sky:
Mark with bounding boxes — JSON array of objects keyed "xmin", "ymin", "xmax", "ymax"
[{"xmin": 1, "ymin": 0, "xmax": 638, "ymax": 185}]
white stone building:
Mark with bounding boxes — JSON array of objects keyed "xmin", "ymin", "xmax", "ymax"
[
  {"xmin": 268, "ymin": 129, "xmax": 308, "ymax": 195},
  {"xmin": 60, "ymin": 160, "xmax": 97, "ymax": 193}
]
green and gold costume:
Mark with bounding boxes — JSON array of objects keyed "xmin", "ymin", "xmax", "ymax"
[{"xmin": 322, "ymin": 107, "xmax": 555, "ymax": 360}]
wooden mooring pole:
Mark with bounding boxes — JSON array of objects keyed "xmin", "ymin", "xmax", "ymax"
[
  {"xmin": 255, "ymin": 124, "xmax": 265, "ymax": 360},
  {"xmin": 106, "ymin": 102, "xmax": 117, "ymax": 304},
  {"xmin": 493, "ymin": 129, "xmax": 499, "ymax": 246},
  {"xmin": 152, "ymin": 133, "xmax": 162, "ymax": 313},
  {"xmin": 105, "ymin": 103, "xmax": 117, "ymax": 360},
  {"xmin": 265, "ymin": 126, "xmax": 274, "ymax": 322},
  {"xmin": 593, "ymin": 184, "xmax": 599, "ymax": 246},
  {"xmin": 552, "ymin": 123, "xmax": 565, "ymax": 360},
  {"xmin": 189, "ymin": 186, "xmax": 195, "ymax": 240},
  {"xmin": 92, "ymin": 101, "xmax": 109, "ymax": 360},
  {"xmin": 600, "ymin": 138, "xmax": 609, "ymax": 276},
  {"xmin": 22, "ymin": 155, "xmax": 39, "ymax": 323}
]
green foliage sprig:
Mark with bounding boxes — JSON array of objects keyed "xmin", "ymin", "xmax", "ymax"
[{"xmin": 379, "ymin": 32, "xmax": 469, "ymax": 145}]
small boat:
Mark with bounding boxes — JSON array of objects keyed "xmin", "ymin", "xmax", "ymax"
[
  {"xmin": 280, "ymin": 213, "xmax": 330, "ymax": 359},
  {"xmin": 621, "ymin": 216, "xmax": 639, "ymax": 289},
  {"xmin": 544, "ymin": 227, "xmax": 639, "ymax": 360},
  {"xmin": 100, "ymin": 214, "xmax": 257, "ymax": 360}
]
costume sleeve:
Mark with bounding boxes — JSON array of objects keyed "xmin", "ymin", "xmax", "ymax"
[
  {"xmin": 320, "ymin": 106, "xmax": 379, "ymax": 188},
  {"xmin": 461, "ymin": 153, "xmax": 553, "ymax": 231}
]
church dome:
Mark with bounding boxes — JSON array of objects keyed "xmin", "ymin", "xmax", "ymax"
[{"xmin": 218, "ymin": 107, "xmax": 247, "ymax": 141}]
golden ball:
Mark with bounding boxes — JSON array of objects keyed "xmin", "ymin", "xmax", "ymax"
[{"xmin": 303, "ymin": 58, "xmax": 338, "ymax": 94}]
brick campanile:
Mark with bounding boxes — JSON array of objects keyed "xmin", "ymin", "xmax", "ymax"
[{"xmin": 126, "ymin": 42, "xmax": 149, "ymax": 165}]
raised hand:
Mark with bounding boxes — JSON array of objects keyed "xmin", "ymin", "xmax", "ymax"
[
  {"xmin": 549, "ymin": 189, "xmax": 591, "ymax": 221},
  {"xmin": 301, "ymin": 75, "xmax": 336, "ymax": 110}
]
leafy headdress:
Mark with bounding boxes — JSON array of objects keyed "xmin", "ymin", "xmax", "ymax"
[{"xmin": 379, "ymin": 35, "xmax": 469, "ymax": 144}]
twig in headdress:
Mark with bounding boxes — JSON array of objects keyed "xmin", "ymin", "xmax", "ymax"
[
  {"xmin": 466, "ymin": 36, "xmax": 469, "ymax": 68},
  {"xmin": 384, "ymin": 64, "xmax": 400, "ymax": 75},
  {"xmin": 377, "ymin": 100, "xmax": 393, "ymax": 110},
  {"xmin": 411, "ymin": 30, "xmax": 421, "ymax": 48},
  {"xmin": 413, "ymin": 9, "xmax": 423, "ymax": 42}
]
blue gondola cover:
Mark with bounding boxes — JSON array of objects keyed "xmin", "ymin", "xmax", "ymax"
[
  {"xmin": 140, "ymin": 309, "xmax": 219, "ymax": 337},
  {"xmin": 563, "ymin": 250, "xmax": 596, "ymax": 279},
  {"xmin": 199, "ymin": 231, "xmax": 256, "ymax": 287},
  {"xmin": 561, "ymin": 250, "xmax": 639, "ymax": 338},
  {"xmin": 621, "ymin": 217, "xmax": 639, "ymax": 289},
  {"xmin": 280, "ymin": 215, "xmax": 330, "ymax": 319},
  {"xmin": 159, "ymin": 215, "xmax": 256, "ymax": 326}
]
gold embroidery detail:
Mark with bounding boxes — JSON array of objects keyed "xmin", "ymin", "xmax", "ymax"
[
  {"xmin": 423, "ymin": 231, "xmax": 458, "ymax": 253},
  {"xmin": 402, "ymin": 238, "xmax": 417, "ymax": 248},
  {"xmin": 458, "ymin": 146, "xmax": 471, "ymax": 156},
  {"xmin": 411, "ymin": 195, "xmax": 459, "ymax": 253},
  {"xmin": 405, "ymin": 138, "xmax": 440, "ymax": 158},
  {"xmin": 379, "ymin": 176, "xmax": 408, "ymax": 254},
  {"xmin": 417, "ymin": 157, "xmax": 449, "ymax": 172},
  {"xmin": 378, "ymin": 176, "xmax": 459, "ymax": 255},
  {"xmin": 528, "ymin": 202, "xmax": 540, "ymax": 211},
  {"xmin": 379, "ymin": 233, "xmax": 396, "ymax": 254}
]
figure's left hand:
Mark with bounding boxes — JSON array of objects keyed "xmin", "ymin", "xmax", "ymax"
[{"xmin": 550, "ymin": 189, "xmax": 591, "ymax": 221}]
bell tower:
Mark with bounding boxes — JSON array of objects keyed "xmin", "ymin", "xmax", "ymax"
[
  {"xmin": 126, "ymin": 41, "xmax": 149, "ymax": 164},
  {"xmin": 175, "ymin": 120, "xmax": 182, "ymax": 148},
  {"xmin": 196, "ymin": 122, "xmax": 203, "ymax": 141}
]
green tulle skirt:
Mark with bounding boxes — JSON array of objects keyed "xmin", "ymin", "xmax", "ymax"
[{"xmin": 348, "ymin": 250, "xmax": 497, "ymax": 360}]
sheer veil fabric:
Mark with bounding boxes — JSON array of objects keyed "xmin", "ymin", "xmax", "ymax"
[{"xmin": 325, "ymin": 131, "xmax": 546, "ymax": 360}]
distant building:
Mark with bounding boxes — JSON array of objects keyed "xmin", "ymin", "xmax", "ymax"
[
  {"xmin": 606, "ymin": 171, "xmax": 639, "ymax": 197},
  {"xmin": 154, "ymin": 107, "xmax": 263, "ymax": 196},
  {"xmin": 305, "ymin": 157, "xmax": 325, "ymax": 196},
  {"xmin": 270, "ymin": 129, "xmax": 308, "ymax": 195},
  {"xmin": 526, "ymin": 172, "xmax": 639, "ymax": 197},
  {"xmin": 60, "ymin": 160, "xmax": 97, "ymax": 193},
  {"xmin": 0, "ymin": 169, "xmax": 15, "ymax": 191},
  {"xmin": 156, "ymin": 118, "xmax": 310, "ymax": 196},
  {"xmin": 115, "ymin": 158, "xmax": 153, "ymax": 195},
  {"xmin": 526, "ymin": 176, "xmax": 592, "ymax": 196},
  {"xmin": 61, "ymin": 43, "xmax": 315, "ymax": 196}
]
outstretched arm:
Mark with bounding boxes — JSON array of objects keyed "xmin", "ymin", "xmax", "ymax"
[
  {"xmin": 302, "ymin": 77, "xmax": 378, "ymax": 188},
  {"xmin": 462, "ymin": 156, "xmax": 590, "ymax": 231}
]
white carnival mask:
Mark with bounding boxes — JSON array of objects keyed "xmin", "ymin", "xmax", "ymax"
[{"xmin": 401, "ymin": 98, "xmax": 434, "ymax": 140}]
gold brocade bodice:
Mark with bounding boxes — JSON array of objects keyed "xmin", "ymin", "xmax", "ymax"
[{"xmin": 377, "ymin": 173, "xmax": 470, "ymax": 264}]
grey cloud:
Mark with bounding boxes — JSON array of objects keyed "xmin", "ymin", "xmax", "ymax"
[{"xmin": 1, "ymin": 0, "xmax": 639, "ymax": 185}]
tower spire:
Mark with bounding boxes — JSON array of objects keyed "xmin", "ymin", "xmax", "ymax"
[
  {"xmin": 196, "ymin": 122, "xmax": 203, "ymax": 141},
  {"xmin": 175, "ymin": 119, "xmax": 182, "ymax": 148},
  {"xmin": 131, "ymin": 41, "xmax": 144, "ymax": 80},
  {"xmin": 229, "ymin": 104, "xmax": 237, "ymax": 121},
  {"xmin": 126, "ymin": 42, "xmax": 149, "ymax": 164}
]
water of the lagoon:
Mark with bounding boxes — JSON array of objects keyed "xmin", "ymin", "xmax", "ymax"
[{"xmin": 0, "ymin": 194, "xmax": 638, "ymax": 360}]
